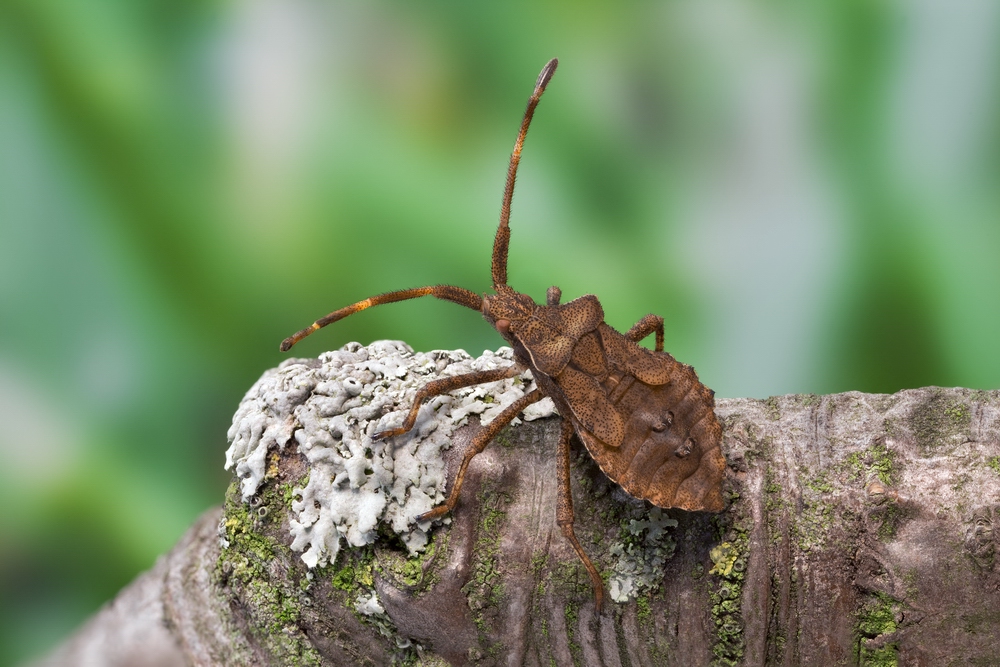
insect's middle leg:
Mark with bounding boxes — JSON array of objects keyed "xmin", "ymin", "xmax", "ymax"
[
  {"xmin": 555, "ymin": 418, "xmax": 605, "ymax": 613},
  {"xmin": 625, "ymin": 314, "xmax": 665, "ymax": 352},
  {"xmin": 373, "ymin": 365, "xmax": 524, "ymax": 441},
  {"xmin": 418, "ymin": 388, "xmax": 542, "ymax": 521}
]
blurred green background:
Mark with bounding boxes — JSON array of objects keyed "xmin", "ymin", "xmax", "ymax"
[{"xmin": 1, "ymin": 0, "xmax": 998, "ymax": 663}]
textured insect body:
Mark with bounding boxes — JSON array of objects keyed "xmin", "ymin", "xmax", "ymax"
[
  {"xmin": 281, "ymin": 59, "xmax": 727, "ymax": 612},
  {"xmin": 484, "ymin": 289, "xmax": 725, "ymax": 512}
]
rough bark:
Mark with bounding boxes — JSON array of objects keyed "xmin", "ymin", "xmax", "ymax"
[{"xmin": 34, "ymin": 377, "xmax": 1000, "ymax": 666}]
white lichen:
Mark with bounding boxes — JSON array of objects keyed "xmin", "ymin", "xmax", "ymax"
[
  {"xmin": 607, "ymin": 508, "xmax": 679, "ymax": 603},
  {"xmin": 355, "ymin": 589, "xmax": 412, "ymax": 648},
  {"xmin": 224, "ymin": 340, "xmax": 556, "ymax": 570},
  {"xmin": 354, "ymin": 590, "xmax": 385, "ymax": 616}
]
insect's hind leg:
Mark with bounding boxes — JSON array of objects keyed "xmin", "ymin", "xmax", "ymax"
[
  {"xmin": 625, "ymin": 314, "xmax": 664, "ymax": 352},
  {"xmin": 373, "ymin": 365, "xmax": 524, "ymax": 441},
  {"xmin": 555, "ymin": 418, "xmax": 605, "ymax": 613},
  {"xmin": 418, "ymin": 389, "xmax": 542, "ymax": 522}
]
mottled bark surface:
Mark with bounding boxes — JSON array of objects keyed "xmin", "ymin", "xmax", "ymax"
[{"xmin": 35, "ymin": 385, "xmax": 1000, "ymax": 666}]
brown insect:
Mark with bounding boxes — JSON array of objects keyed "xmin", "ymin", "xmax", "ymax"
[{"xmin": 280, "ymin": 58, "xmax": 726, "ymax": 612}]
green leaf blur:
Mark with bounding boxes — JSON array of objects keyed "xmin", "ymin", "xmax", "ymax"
[{"xmin": 1, "ymin": 0, "xmax": 997, "ymax": 663}]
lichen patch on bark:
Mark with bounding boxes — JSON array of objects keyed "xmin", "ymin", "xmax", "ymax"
[{"xmin": 224, "ymin": 341, "xmax": 556, "ymax": 572}]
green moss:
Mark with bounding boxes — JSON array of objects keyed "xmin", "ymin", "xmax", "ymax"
[
  {"xmin": 401, "ymin": 545, "xmax": 429, "ymax": 584},
  {"xmin": 218, "ymin": 483, "xmax": 281, "ymax": 581},
  {"xmin": 806, "ymin": 472, "xmax": 834, "ymax": 494},
  {"xmin": 798, "ymin": 394, "xmax": 821, "ymax": 408},
  {"xmin": 771, "ymin": 630, "xmax": 786, "ymax": 664},
  {"xmin": 281, "ymin": 480, "xmax": 296, "ymax": 506},
  {"xmin": 551, "ymin": 560, "xmax": 591, "ymax": 597},
  {"xmin": 862, "ymin": 644, "xmax": 899, "ymax": 667},
  {"xmin": 791, "ymin": 468, "xmax": 841, "ymax": 552},
  {"xmin": 494, "ymin": 426, "xmax": 513, "ymax": 448},
  {"xmin": 319, "ymin": 545, "xmax": 421, "ymax": 658},
  {"xmin": 741, "ymin": 425, "xmax": 774, "ymax": 466},
  {"xmin": 763, "ymin": 396, "xmax": 781, "ymax": 421},
  {"xmin": 846, "ymin": 443, "xmax": 896, "ymax": 486},
  {"xmin": 531, "ymin": 551, "xmax": 549, "ymax": 574},
  {"xmin": 531, "ymin": 553, "xmax": 549, "ymax": 616},
  {"xmin": 710, "ymin": 526, "xmax": 749, "ymax": 666},
  {"xmin": 872, "ymin": 501, "xmax": 910, "ymax": 541},
  {"xmin": 858, "ymin": 594, "xmax": 896, "ymax": 636},
  {"xmin": 221, "ymin": 472, "xmax": 418, "ymax": 664},
  {"xmin": 331, "ymin": 565, "xmax": 356, "ymax": 591},
  {"xmin": 910, "ymin": 390, "xmax": 971, "ymax": 453},
  {"xmin": 856, "ymin": 592, "xmax": 900, "ymax": 667},
  {"xmin": 462, "ymin": 484, "xmax": 512, "ymax": 654},
  {"xmin": 636, "ymin": 595, "xmax": 652, "ymax": 626},
  {"xmin": 216, "ymin": 481, "xmax": 323, "ymax": 666},
  {"xmin": 564, "ymin": 599, "xmax": 582, "ymax": 664},
  {"xmin": 987, "ymin": 456, "xmax": 1000, "ymax": 475},
  {"xmin": 945, "ymin": 402, "xmax": 970, "ymax": 425},
  {"xmin": 709, "ymin": 542, "xmax": 738, "ymax": 577},
  {"xmin": 323, "ymin": 546, "xmax": 377, "ymax": 596},
  {"xmin": 374, "ymin": 530, "xmax": 445, "ymax": 595},
  {"xmin": 844, "ymin": 443, "xmax": 911, "ymax": 542},
  {"xmin": 764, "ymin": 471, "xmax": 786, "ymax": 524},
  {"xmin": 795, "ymin": 495, "xmax": 836, "ymax": 552}
]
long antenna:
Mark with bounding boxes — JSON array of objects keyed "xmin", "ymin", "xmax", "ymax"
[{"xmin": 491, "ymin": 58, "xmax": 558, "ymax": 289}]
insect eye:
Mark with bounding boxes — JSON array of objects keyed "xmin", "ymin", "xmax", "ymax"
[
  {"xmin": 496, "ymin": 318, "xmax": 511, "ymax": 333},
  {"xmin": 676, "ymin": 438, "xmax": 695, "ymax": 458}
]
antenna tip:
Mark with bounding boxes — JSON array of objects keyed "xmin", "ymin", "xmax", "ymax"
[
  {"xmin": 279, "ymin": 338, "xmax": 294, "ymax": 352},
  {"xmin": 535, "ymin": 58, "xmax": 558, "ymax": 94}
]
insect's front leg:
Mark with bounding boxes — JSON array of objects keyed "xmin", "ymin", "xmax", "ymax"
[
  {"xmin": 625, "ymin": 313, "xmax": 665, "ymax": 352},
  {"xmin": 555, "ymin": 418, "xmax": 605, "ymax": 613},
  {"xmin": 419, "ymin": 389, "xmax": 543, "ymax": 521},
  {"xmin": 373, "ymin": 365, "xmax": 524, "ymax": 441}
]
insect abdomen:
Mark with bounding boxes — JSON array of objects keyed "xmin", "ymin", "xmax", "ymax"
[{"xmin": 562, "ymin": 326, "xmax": 726, "ymax": 512}]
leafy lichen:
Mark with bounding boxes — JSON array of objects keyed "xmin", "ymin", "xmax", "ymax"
[
  {"xmin": 225, "ymin": 342, "xmax": 557, "ymax": 571},
  {"xmin": 607, "ymin": 508, "xmax": 679, "ymax": 602}
]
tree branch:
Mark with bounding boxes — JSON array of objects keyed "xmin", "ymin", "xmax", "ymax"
[{"xmin": 33, "ymin": 342, "xmax": 1000, "ymax": 666}]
